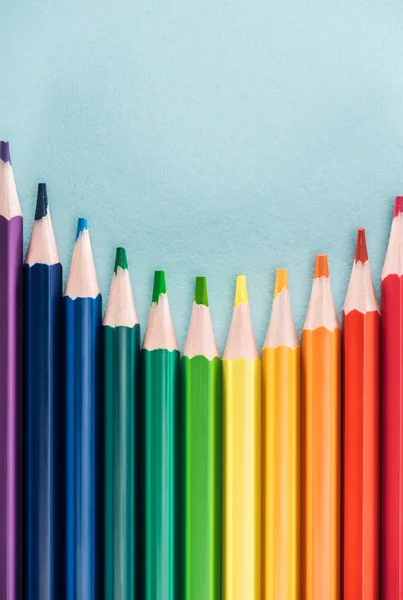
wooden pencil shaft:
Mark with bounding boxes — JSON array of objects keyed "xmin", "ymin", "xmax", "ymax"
[
  {"xmin": 183, "ymin": 355, "xmax": 222, "ymax": 600},
  {"xmin": 103, "ymin": 324, "xmax": 140, "ymax": 600},
  {"xmin": 143, "ymin": 348, "xmax": 181, "ymax": 600},
  {"xmin": 262, "ymin": 346, "xmax": 300, "ymax": 600},
  {"xmin": 223, "ymin": 357, "xmax": 261, "ymax": 600},
  {"xmin": 65, "ymin": 295, "xmax": 102, "ymax": 600},
  {"xmin": 24, "ymin": 263, "xmax": 63, "ymax": 600},
  {"xmin": 302, "ymin": 327, "xmax": 341, "ymax": 600},
  {"xmin": 343, "ymin": 310, "xmax": 380, "ymax": 599}
]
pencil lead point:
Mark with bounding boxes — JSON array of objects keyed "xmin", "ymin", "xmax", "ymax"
[
  {"xmin": 314, "ymin": 254, "xmax": 329, "ymax": 278},
  {"xmin": 274, "ymin": 268, "xmax": 288, "ymax": 297},
  {"xmin": 114, "ymin": 247, "xmax": 128, "ymax": 272},
  {"xmin": 35, "ymin": 184, "xmax": 48, "ymax": 220},
  {"xmin": 0, "ymin": 141, "xmax": 11, "ymax": 164},
  {"xmin": 75, "ymin": 217, "xmax": 88, "ymax": 240},
  {"xmin": 194, "ymin": 276, "xmax": 208, "ymax": 306},
  {"xmin": 234, "ymin": 275, "xmax": 248, "ymax": 306},
  {"xmin": 152, "ymin": 270, "xmax": 167, "ymax": 303},
  {"xmin": 354, "ymin": 228, "xmax": 368, "ymax": 263},
  {"xmin": 394, "ymin": 196, "xmax": 403, "ymax": 218}
]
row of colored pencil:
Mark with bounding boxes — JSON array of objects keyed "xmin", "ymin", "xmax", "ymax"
[{"xmin": 0, "ymin": 139, "xmax": 399, "ymax": 600}]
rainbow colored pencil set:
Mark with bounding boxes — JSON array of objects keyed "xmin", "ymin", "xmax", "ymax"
[{"xmin": 1, "ymin": 139, "xmax": 400, "ymax": 599}]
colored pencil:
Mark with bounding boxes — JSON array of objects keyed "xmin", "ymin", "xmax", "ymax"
[
  {"xmin": 24, "ymin": 184, "xmax": 63, "ymax": 600},
  {"xmin": 223, "ymin": 275, "xmax": 261, "ymax": 600},
  {"xmin": 301, "ymin": 254, "xmax": 341, "ymax": 600},
  {"xmin": 262, "ymin": 269, "xmax": 300, "ymax": 600},
  {"xmin": 183, "ymin": 276, "xmax": 222, "ymax": 600},
  {"xmin": 343, "ymin": 228, "xmax": 380, "ymax": 600},
  {"xmin": 103, "ymin": 247, "xmax": 140, "ymax": 600},
  {"xmin": 0, "ymin": 141, "xmax": 22, "ymax": 599},
  {"xmin": 381, "ymin": 196, "xmax": 403, "ymax": 598},
  {"xmin": 64, "ymin": 218, "xmax": 102, "ymax": 600},
  {"xmin": 142, "ymin": 271, "xmax": 181, "ymax": 600}
]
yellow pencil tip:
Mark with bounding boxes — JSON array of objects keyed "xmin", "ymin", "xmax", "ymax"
[
  {"xmin": 274, "ymin": 269, "xmax": 288, "ymax": 297},
  {"xmin": 234, "ymin": 275, "xmax": 248, "ymax": 306}
]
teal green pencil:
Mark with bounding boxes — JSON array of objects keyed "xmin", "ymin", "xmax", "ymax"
[
  {"xmin": 103, "ymin": 248, "xmax": 140, "ymax": 600},
  {"xmin": 142, "ymin": 271, "xmax": 181, "ymax": 600},
  {"xmin": 182, "ymin": 276, "xmax": 222, "ymax": 600}
]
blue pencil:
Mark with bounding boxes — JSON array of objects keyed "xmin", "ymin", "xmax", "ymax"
[
  {"xmin": 64, "ymin": 218, "xmax": 101, "ymax": 600},
  {"xmin": 24, "ymin": 184, "xmax": 63, "ymax": 600}
]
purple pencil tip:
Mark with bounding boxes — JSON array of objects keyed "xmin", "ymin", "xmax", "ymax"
[{"xmin": 0, "ymin": 141, "xmax": 11, "ymax": 164}]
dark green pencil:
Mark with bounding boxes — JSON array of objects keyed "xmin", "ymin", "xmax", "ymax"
[{"xmin": 103, "ymin": 248, "xmax": 140, "ymax": 600}]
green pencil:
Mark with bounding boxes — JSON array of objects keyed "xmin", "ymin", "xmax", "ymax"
[
  {"xmin": 103, "ymin": 248, "xmax": 140, "ymax": 600},
  {"xmin": 182, "ymin": 276, "xmax": 222, "ymax": 600},
  {"xmin": 142, "ymin": 271, "xmax": 181, "ymax": 600}
]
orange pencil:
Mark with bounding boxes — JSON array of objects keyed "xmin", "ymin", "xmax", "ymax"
[
  {"xmin": 343, "ymin": 229, "xmax": 380, "ymax": 600},
  {"xmin": 302, "ymin": 254, "xmax": 341, "ymax": 600}
]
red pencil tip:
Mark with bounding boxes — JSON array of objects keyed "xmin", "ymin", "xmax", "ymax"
[
  {"xmin": 394, "ymin": 196, "xmax": 403, "ymax": 217},
  {"xmin": 314, "ymin": 254, "xmax": 329, "ymax": 278},
  {"xmin": 355, "ymin": 228, "xmax": 368, "ymax": 263}
]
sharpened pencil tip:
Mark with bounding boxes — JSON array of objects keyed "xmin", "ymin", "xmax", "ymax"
[
  {"xmin": 274, "ymin": 269, "xmax": 288, "ymax": 297},
  {"xmin": 0, "ymin": 141, "xmax": 11, "ymax": 164},
  {"xmin": 314, "ymin": 254, "xmax": 329, "ymax": 278},
  {"xmin": 394, "ymin": 196, "xmax": 403, "ymax": 218},
  {"xmin": 75, "ymin": 217, "xmax": 88, "ymax": 240},
  {"xmin": 152, "ymin": 270, "xmax": 167, "ymax": 303},
  {"xmin": 355, "ymin": 228, "xmax": 368, "ymax": 263},
  {"xmin": 35, "ymin": 183, "xmax": 48, "ymax": 220},
  {"xmin": 234, "ymin": 275, "xmax": 248, "ymax": 306},
  {"xmin": 114, "ymin": 247, "xmax": 128, "ymax": 272},
  {"xmin": 195, "ymin": 276, "xmax": 208, "ymax": 306}
]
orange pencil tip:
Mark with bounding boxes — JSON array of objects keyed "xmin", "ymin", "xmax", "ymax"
[
  {"xmin": 314, "ymin": 254, "xmax": 329, "ymax": 278},
  {"xmin": 394, "ymin": 196, "xmax": 403, "ymax": 217},
  {"xmin": 355, "ymin": 228, "xmax": 368, "ymax": 263},
  {"xmin": 274, "ymin": 269, "xmax": 288, "ymax": 297}
]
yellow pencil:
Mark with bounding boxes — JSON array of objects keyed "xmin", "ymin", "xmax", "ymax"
[
  {"xmin": 262, "ymin": 269, "xmax": 300, "ymax": 600},
  {"xmin": 223, "ymin": 275, "xmax": 261, "ymax": 600}
]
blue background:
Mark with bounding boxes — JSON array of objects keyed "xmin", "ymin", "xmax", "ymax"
[{"xmin": 1, "ymin": 0, "xmax": 402, "ymax": 351}]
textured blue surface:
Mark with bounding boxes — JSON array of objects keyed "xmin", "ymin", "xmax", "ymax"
[
  {"xmin": 24, "ymin": 262, "xmax": 63, "ymax": 600},
  {"xmin": 65, "ymin": 295, "xmax": 102, "ymax": 600},
  {"xmin": 2, "ymin": 0, "xmax": 403, "ymax": 351}
]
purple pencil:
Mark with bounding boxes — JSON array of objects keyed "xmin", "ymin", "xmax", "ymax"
[{"xmin": 0, "ymin": 141, "xmax": 22, "ymax": 599}]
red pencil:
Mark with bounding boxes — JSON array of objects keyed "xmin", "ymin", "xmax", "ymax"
[
  {"xmin": 343, "ymin": 228, "xmax": 380, "ymax": 600},
  {"xmin": 382, "ymin": 197, "xmax": 403, "ymax": 599}
]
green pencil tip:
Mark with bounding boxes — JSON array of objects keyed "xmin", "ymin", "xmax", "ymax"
[
  {"xmin": 114, "ymin": 247, "xmax": 128, "ymax": 273},
  {"xmin": 194, "ymin": 276, "xmax": 208, "ymax": 306},
  {"xmin": 152, "ymin": 270, "xmax": 167, "ymax": 303}
]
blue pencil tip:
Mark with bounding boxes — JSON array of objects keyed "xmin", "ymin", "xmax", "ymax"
[
  {"xmin": 35, "ymin": 183, "xmax": 48, "ymax": 220},
  {"xmin": 75, "ymin": 217, "xmax": 88, "ymax": 240},
  {"xmin": 0, "ymin": 141, "xmax": 11, "ymax": 164}
]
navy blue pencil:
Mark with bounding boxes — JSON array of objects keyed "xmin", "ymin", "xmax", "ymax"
[
  {"xmin": 64, "ymin": 218, "xmax": 101, "ymax": 600},
  {"xmin": 24, "ymin": 184, "xmax": 63, "ymax": 600}
]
